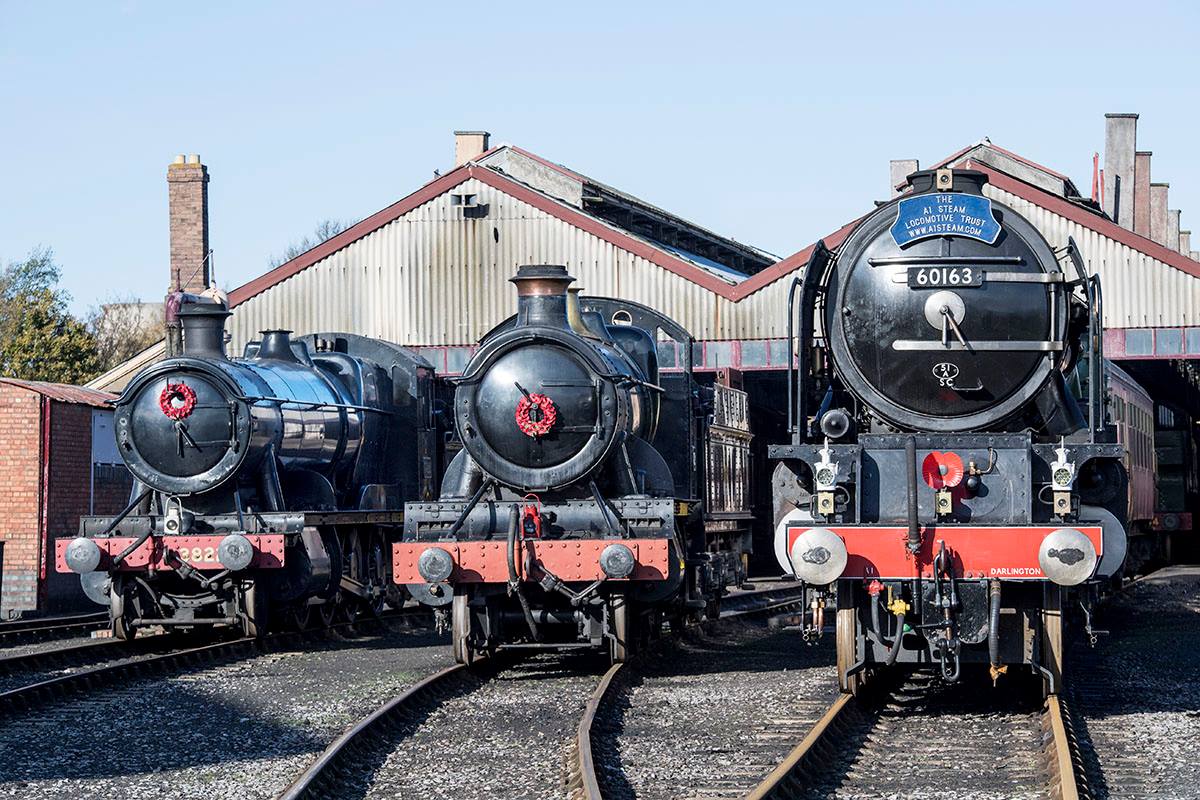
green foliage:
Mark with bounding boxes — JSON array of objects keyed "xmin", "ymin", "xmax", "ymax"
[{"xmin": 0, "ymin": 247, "xmax": 100, "ymax": 383}]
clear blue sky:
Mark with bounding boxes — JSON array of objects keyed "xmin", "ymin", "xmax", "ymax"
[{"xmin": 3, "ymin": 1, "xmax": 1198, "ymax": 315}]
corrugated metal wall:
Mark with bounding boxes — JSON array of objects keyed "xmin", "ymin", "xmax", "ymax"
[
  {"xmin": 985, "ymin": 185, "xmax": 1200, "ymax": 328},
  {"xmin": 228, "ymin": 178, "xmax": 798, "ymax": 351}
]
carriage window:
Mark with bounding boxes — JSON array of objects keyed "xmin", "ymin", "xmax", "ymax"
[
  {"xmin": 1187, "ymin": 328, "xmax": 1200, "ymax": 354},
  {"xmin": 1125, "ymin": 329, "xmax": 1153, "ymax": 356},
  {"xmin": 1157, "ymin": 329, "xmax": 1184, "ymax": 355},
  {"xmin": 691, "ymin": 342, "xmax": 704, "ymax": 368}
]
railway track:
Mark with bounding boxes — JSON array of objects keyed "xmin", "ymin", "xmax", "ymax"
[
  {"xmin": 566, "ymin": 588, "xmax": 827, "ymax": 800},
  {"xmin": 283, "ymin": 583, "xmax": 806, "ymax": 800},
  {"xmin": 0, "ymin": 608, "xmax": 424, "ymax": 719},
  {"xmin": 742, "ymin": 672, "xmax": 1087, "ymax": 800},
  {"xmin": 0, "ymin": 611, "xmax": 108, "ymax": 648}
]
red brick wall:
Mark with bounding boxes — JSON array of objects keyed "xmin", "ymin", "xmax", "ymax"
[
  {"xmin": 45, "ymin": 403, "xmax": 134, "ymax": 612},
  {"xmin": 0, "ymin": 390, "xmax": 135, "ymax": 616},
  {"xmin": 45, "ymin": 403, "xmax": 95, "ymax": 611},
  {"xmin": 0, "ymin": 385, "xmax": 44, "ymax": 616}
]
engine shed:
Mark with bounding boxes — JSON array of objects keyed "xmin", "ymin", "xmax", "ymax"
[{"xmin": 85, "ymin": 113, "xmax": 1200, "ymax": 572}]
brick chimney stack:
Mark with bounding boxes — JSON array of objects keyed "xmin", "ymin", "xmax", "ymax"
[
  {"xmin": 454, "ymin": 131, "xmax": 490, "ymax": 167},
  {"xmin": 1103, "ymin": 113, "xmax": 1138, "ymax": 229},
  {"xmin": 167, "ymin": 154, "xmax": 210, "ymax": 294},
  {"xmin": 889, "ymin": 159, "xmax": 919, "ymax": 196}
]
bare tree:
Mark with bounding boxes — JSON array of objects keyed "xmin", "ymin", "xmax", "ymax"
[
  {"xmin": 86, "ymin": 294, "xmax": 163, "ymax": 373},
  {"xmin": 269, "ymin": 219, "xmax": 350, "ymax": 268}
]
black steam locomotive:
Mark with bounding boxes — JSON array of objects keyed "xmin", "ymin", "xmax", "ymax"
[
  {"xmin": 770, "ymin": 169, "xmax": 1128, "ymax": 694},
  {"xmin": 396, "ymin": 265, "xmax": 753, "ymax": 662},
  {"xmin": 57, "ymin": 297, "xmax": 437, "ymax": 637}
]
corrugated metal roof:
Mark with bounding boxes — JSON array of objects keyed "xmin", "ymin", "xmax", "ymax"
[
  {"xmin": 87, "ymin": 140, "xmax": 1200, "ymax": 394},
  {"xmin": 0, "ymin": 378, "xmax": 116, "ymax": 408},
  {"xmin": 85, "ymin": 339, "xmax": 165, "ymax": 393}
]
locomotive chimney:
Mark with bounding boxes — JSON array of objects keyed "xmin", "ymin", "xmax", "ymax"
[
  {"xmin": 258, "ymin": 330, "xmax": 300, "ymax": 362},
  {"xmin": 178, "ymin": 300, "xmax": 231, "ymax": 359},
  {"xmin": 511, "ymin": 264, "xmax": 574, "ymax": 329}
]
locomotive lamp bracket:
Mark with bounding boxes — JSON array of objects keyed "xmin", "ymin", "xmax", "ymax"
[
  {"xmin": 1049, "ymin": 444, "xmax": 1076, "ymax": 517},
  {"xmin": 813, "ymin": 443, "xmax": 839, "ymax": 517}
]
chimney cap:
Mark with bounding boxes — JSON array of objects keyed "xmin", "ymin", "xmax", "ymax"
[
  {"xmin": 1105, "ymin": 112, "xmax": 1140, "ymax": 119},
  {"xmin": 454, "ymin": 130, "xmax": 491, "ymax": 136},
  {"xmin": 1151, "ymin": 182, "xmax": 1171, "ymax": 187},
  {"xmin": 1135, "ymin": 150, "xmax": 1153, "ymax": 156}
]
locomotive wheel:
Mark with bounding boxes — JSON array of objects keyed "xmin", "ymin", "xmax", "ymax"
[
  {"xmin": 451, "ymin": 592, "xmax": 474, "ymax": 665},
  {"xmin": 836, "ymin": 583, "xmax": 861, "ymax": 695},
  {"xmin": 344, "ymin": 529, "xmax": 388, "ymax": 617},
  {"xmin": 283, "ymin": 603, "xmax": 313, "ymax": 631},
  {"xmin": 609, "ymin": 595, "xmax": 634, "ymax": 664},
  {"xmin": 242, "ymin": 583, "xmax": 268, "ymax": 638},
  {"xmin": 1041, "ymin": 585, "xmax": 1064, "ymax": 697},
  {"xmin": 317, "ymin": 598, "xmax": 337, "ymax": 629},
  {"xmin": 110, "ymin": 578, "xmax": 134, "ymax": 640}
]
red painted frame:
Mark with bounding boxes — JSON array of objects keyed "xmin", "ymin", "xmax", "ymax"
[
  {"xmin": 54, "ymin": 534, "xmax": 286, "ymax": 572},
  {"xmin": 393, "ymin": 539, "xmax": 670, "ymax": 584},
  {"xmin": 785, "ymin": 525, "xmax": 1103, "ymax": 580}
]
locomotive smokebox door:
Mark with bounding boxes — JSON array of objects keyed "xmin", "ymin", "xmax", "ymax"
[{"xmin": 827, "ymin": 169, "xmax": 1078, "ymax": 434}]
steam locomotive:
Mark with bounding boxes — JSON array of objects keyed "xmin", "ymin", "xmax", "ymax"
[
  {"xmin": 56, "ymin": 297, "xmax": 437, "ymax": 637},
  {"xmin": 395, "ymin": 265, "xmax": 753, "ymax": 662},
  {"xmin": 769, "ymin": 168, "xmax": 1128, "ymax": 695}
]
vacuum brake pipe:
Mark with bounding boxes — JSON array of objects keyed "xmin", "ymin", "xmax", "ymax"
[
  {"xmin": 869, "ymin": 598, "xmax": 906, "ymax": 665},
  {"xmin": 988, "ymin": 579, "xmax": 1002, "ymax": 668},
  {"xmin": 506, "ymin": 504, "xmax": 541, "ymax": 641}
]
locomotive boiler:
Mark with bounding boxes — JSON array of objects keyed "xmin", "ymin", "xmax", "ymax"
[
  {"xmin": 395, "ymin": 265, "xmax": 753, "ymax": 662},
  {"xmin": 770, "ymin": 168, "xmax": 1128, "ymax": 694},
  {"xmin": 56, "ymin": 297, "xmax": 437, "ymax": 637}
]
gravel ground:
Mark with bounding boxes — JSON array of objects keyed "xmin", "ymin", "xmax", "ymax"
[
  {"xmin": 805, "ymin": 673, "xmax": 1049, "ymax": 800},
  {"xmin": 593, "ymin": 620, "xmax": 838, "ymax": 800},
  {"xmin": 1071, "ymin": 566, "xmax": 1200, "ymax": 799},
  {"xmin": 357, "ymin": 651, "xmax": 607, "ymax": 800},
  {"xmin": 0, "ymin": 622, "xmax": 451, "ymax": 800}
]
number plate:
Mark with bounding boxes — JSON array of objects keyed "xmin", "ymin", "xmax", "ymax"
[{"xmin": 907, "ymin": 266, "xmax": 985, "ymax": 288}]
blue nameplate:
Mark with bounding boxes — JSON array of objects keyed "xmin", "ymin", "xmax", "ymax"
[{"xmin": 890, "ymin": 192, "xmax": 1001, "ymax": 246}]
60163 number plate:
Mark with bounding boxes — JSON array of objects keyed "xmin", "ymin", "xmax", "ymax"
[{"xmin": 907, "ymin": 266, "xmax": 984, "ymax": 288}]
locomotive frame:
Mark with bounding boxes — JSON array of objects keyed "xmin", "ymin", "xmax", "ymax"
[
  {"xmin": 770, "ymin": 169, "xmax": 1128, "ymax": 695},
  {"xmin": 56, "ymin": 301, "xmax": 440, "ymax": 638},
  {"xmin": 395, "ymin": 266, "xmax": 754, "ymax": 663}
]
